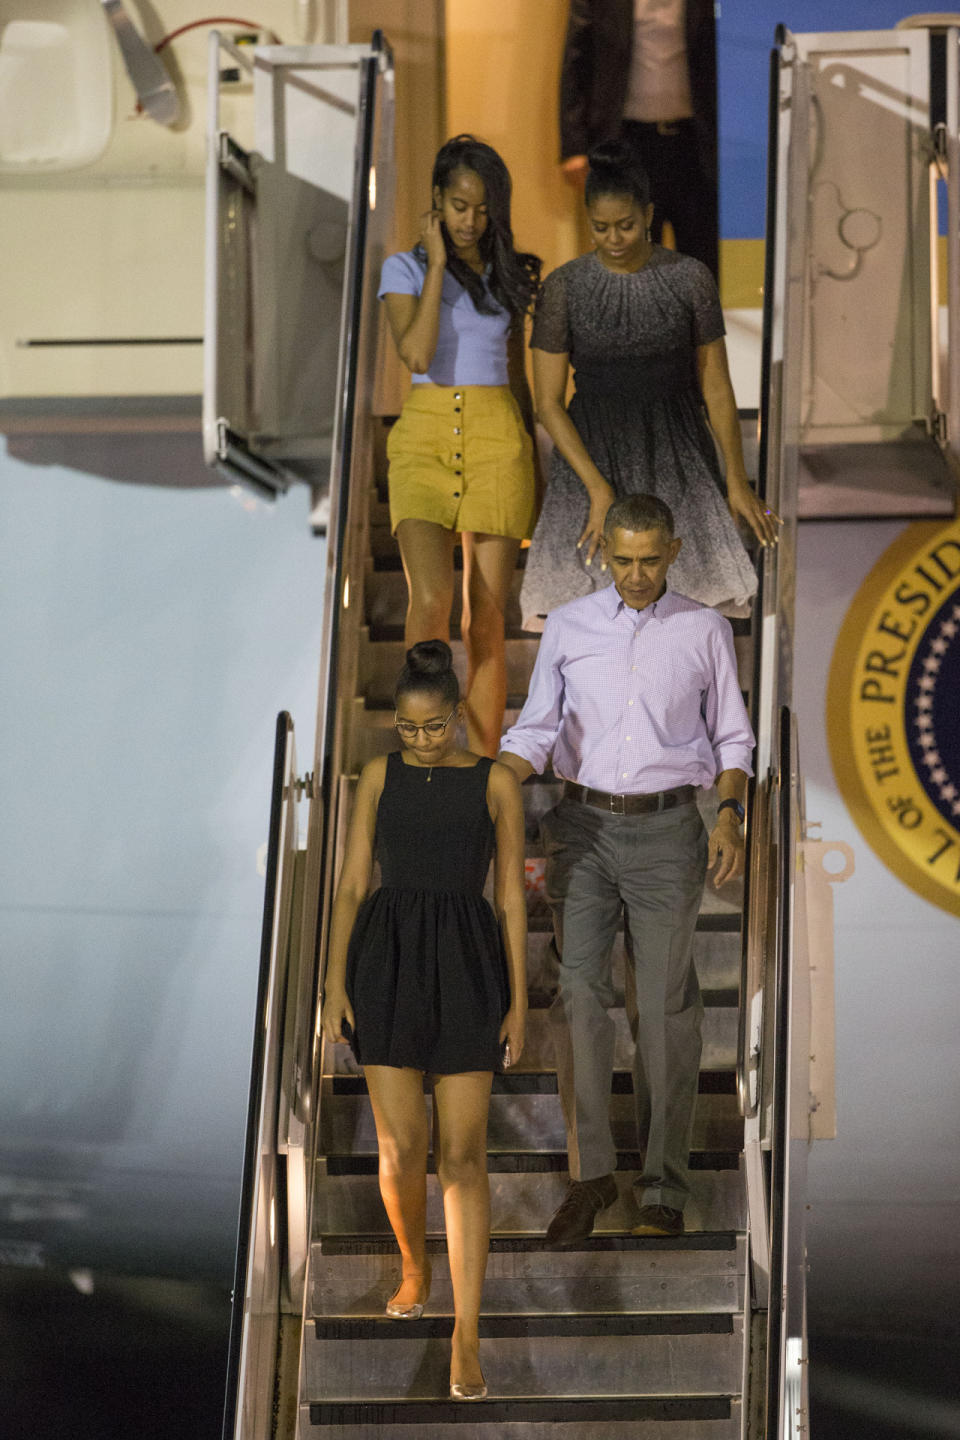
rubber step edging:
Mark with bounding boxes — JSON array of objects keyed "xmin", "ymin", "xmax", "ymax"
[
  {"xmin": 314, "ymin": 1312, "xmax": 734, "ymax": 1340},
  {"xmin": 309, "ymin": 1395, "xmax": 734, "ymax": 1425}
]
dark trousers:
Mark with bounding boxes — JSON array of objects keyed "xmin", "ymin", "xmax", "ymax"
[
  {"xmin": 621, "ymin": 118, "xmax": 719, "ymax": 280},
  {"xmin": 541, "ymin": 797, "xmax": 707, "ymax": 1211}
]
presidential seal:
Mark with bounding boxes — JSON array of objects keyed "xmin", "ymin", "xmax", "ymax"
[{"xmin": 828, "ymin": 518, "xmax": 960, "ymax": 917}]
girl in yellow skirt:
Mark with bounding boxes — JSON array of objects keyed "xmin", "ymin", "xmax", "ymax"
[{"xmin": 379, "ymin": 135, "xmax": 541, "ymax": 757}]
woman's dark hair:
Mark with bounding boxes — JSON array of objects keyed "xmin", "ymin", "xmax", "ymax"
[
  {"xmin": 585, "ymin": 141, "xmax": 652, "ymax": 209},
  {"xmin": 414, "ymin": 134, "xmax": 540, "ymax": 317},
  {"xmin": 394, "ymin": 639, "xmax": 460, "ymax": 709}
]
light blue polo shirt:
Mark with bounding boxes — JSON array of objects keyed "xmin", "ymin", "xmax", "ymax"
[{"xmin": 379, "ymin": 250, "xmax": 511, "ymax": 386}]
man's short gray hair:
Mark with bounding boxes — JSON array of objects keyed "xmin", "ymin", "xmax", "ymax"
[{"xmin": 603, "ymin": 493, "xmax": 675, "ymax": 539}]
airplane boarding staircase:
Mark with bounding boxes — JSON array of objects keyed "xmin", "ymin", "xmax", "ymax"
[{"xmin": 202, "ymin": 19, "xmax": 960, "ymax": 1440}]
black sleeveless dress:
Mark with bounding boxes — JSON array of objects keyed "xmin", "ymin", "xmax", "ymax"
[{"xmin": 345, "ymin": 751, "xmax": 510, "ymax": 1072}]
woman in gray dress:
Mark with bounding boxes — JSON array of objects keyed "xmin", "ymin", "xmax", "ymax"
[{"xmin": 519, "ymin": 143, "xmax": 778, "ymax": 629}]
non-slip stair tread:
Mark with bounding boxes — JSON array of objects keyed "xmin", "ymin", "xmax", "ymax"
[
  {"xmin": 369, "ymin": 623, "xmax": 535, "ymax": 643},
  {"xmin": 313, "ymin": 1166, "xmax": 745, "ymax": 1236},
  {"xmin": 522, "ymin": 986, "xmax": 738, "ymax": 1009},
  {"xmin": 318, "ymin": 1232, "xmax": 741, "ymax": 1255},
  {"xmin": 308, "ymin": 1394, "xmax": 737, "ymax": 1427},
  {"xmin": 329, "ymin": 1004, "xmax": 739, "ymax": 1074},
  {"xmin": 523, "ymin": 909, "xmax": 741, "ymax": 934},
  {"xmin": 327, "ymin": 1069, "xmax": 738, "ymax": 1095},
  {"xmin": 371, "ymin": 550, "xmax": 529, "ymax": 573},
  {"xmin": 314, "ymin": 1312, "xmax": 734, "ymax": 1339},
  {"xmin": 323, "ymin": 1150, "xmax": 741, "ymax": 1175},
  {"xmin": 363, "ymin": 693, "xmax": 530, "ymax": 714},
  {"xmin": 306, "ymin": 1323, "xmax": 742, "ymax": 1400},
  {"xmin": 321, "ymin": 1091, "xmax": 742, "ymax": 1160},
  {"xmin": 363, "ymin": 563, "xmax": 751, "ymax": 646},
  {"xmin": 310, "ymin": 1235, "xmax": 747, "ymax": 1319}
]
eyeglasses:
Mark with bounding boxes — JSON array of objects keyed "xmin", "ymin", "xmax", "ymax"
[{"xmin": 394, "ymin": 708, "xmax": 457, "ymax": 740}]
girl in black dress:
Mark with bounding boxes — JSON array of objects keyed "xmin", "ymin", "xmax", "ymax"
[{"xmin": 322, "ymin": 641, "xmax": 527, "ymax": 1401}]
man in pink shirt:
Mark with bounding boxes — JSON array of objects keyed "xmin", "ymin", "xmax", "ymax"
[{"xmin": 499, "ymin": 493, "xmax": 753, "ymax": 1241}]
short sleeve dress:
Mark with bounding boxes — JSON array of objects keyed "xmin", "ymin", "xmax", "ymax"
[
  {"xmin": 519, "ymin": 248, "xmax": 757, "ymax": 628},
  {"xmin": 345, "ymin": 752, "xmax": 510, "ymax": 1073}
]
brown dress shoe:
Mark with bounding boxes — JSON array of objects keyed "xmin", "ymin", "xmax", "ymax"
[
  {"xmin": 545, "ymin": 1174, "xmax": 618, "ymax": 1247},
  {"xmin": 631, "ymin": 1204, "xmax": 684, "ymax": 1236}
]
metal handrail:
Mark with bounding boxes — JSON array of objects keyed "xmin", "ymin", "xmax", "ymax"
[
  {"xmin": 221, "ymin": 711, "xmax": 293, "ymax": 1440},
  {"xmin": 311, "ymin": 35, "xmax": 384, "ymax": 809},
  {"xmin": 736, "ymin": 780, "xmax": 760, "ymax": 1121},
  {"xmin": 736, "ymin": 34, "xmax": 785, "ymax": 1122},
  {"xmin": 764, "ymin": 705, "xmax": 795, "ymax": 1433},
  {"xmin": 217, "ymin": 37, "xmax": 392, "ymax": 1440},
  {"xmin": 306, "ymin": 30, "xmax": 390, "ymax": 1103},
  {"xmin": 296, "ymin": 28, "xmax": 389, "ymax": 1237}
]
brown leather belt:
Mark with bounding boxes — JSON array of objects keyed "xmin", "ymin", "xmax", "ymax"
[{"xmin": 561, "ymin": 781, "xmax": 697, "ymax": 816}]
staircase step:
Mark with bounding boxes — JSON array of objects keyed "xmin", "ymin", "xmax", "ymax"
[
  {"xmin": 525, "ymin": 928, "xmax": 740, "ymax": 994},
  {"xmin": 320, "ymin": 1232, "xmax": 739, "ymax": 1253},
  {"xmin": 325, "ymin": 1150, "xmax": 740, "ymax": 1176},
  {"xmin": 361, "ymin": 530, "xmax": 751, "ymax": 650},
  {"xmin": 520, "ymin": 880, "xmax": 741, "ymax": 931},
  {"xmin": 311, "ymin": 1232, "xmax": 746, "ymax": 1317},
  {"xmin": 357, "ymin": 618, "xmax": 752, "ymax": 694},
  {"xmin": 368, "ymin": 526, "xmax": 530, "ymax": 570},
  {"xmin": 365, "ymin": 564, "xmax": 525, "ymax": 630},
  {"xmin": 359, "ymin": 631, "xmax": 541, "ymax": 702},
  {"xmin": 312, "ymin": 1165, "xmax": 745, "ymax": 1236},
  {"xmin": 307, "ymin": 1394, "xmax": 741, "ymax": 1435},
  {"xmin": 321, "ymin": 1088, "xmax": 742, "ymax": 1157},
  {"xmin": 370, "ymin": 623, "xmax": 534, "ymax": 643},
  {"xmin": 325, "ymin": 1069, "xmax": 737, "ymax": 1095},
  {"xmin": 328, "ymin": 1003, "xmax": 738, "ymax": 1075},
  {"xmin": 305, "ymin": 1311, "xmax": 742, "ymax": 1400},
  {"xmin": 315, "ymin": 1313, "xmax": 736, "ymax": 1339}
]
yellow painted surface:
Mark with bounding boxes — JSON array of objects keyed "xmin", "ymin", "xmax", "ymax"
[
  {"xmin": 719, "ymin": 239, "xmax": 765, "ymax": 310},
  {"xmin": 445, "ymin": 0, "xmax": 583, "ymax": 286}
]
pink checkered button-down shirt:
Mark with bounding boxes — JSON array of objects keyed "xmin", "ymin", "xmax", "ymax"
[{"xmin": 501, "ymin": 586, "xmax": 755, "ymax": 792}]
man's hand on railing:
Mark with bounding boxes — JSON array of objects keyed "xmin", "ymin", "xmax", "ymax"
[
  {"xmin": 321, "ymin": 987, "xmax": 356, "ymax": 1045},
  {"xmin": 708, "ymin": 811, "xmax": 746, "ymax": 887}
]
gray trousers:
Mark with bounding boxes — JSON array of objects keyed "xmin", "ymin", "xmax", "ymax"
[{"xmin": 541, "ymin": 797, "xmax": 707, "ymax": 1211}]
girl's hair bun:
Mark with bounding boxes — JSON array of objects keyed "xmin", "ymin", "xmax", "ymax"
[
  {"xmin": 405, "ymin": 639, "xmax": 454, "ymax": 676},
  {"xmin": 585, "ymin": 142, "xmax": 651, "ymax": 209},
  {"xmin": 394, "ymin": 638, "xmax": 460, "ymax": 707}
]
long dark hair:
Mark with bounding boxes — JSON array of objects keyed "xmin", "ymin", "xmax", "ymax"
[
  {"xmin": 394, "ymin": 640, "xmax": 460, "ymax": 709},
  {"xmin": 414, "ymin": 134, "xmax": 540, "ymax": 317},
  {"xmin": 585, "ymin": 141, "xmax": 652, "ymax": 209}
]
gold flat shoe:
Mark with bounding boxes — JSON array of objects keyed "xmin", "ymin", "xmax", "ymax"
[
  {"xmin": 385, "ymin": 1271, "xmax": 430, "ymax": 1320},
  {"xmin": 450, "ymin": 1371, "xmax": 487, "ymax": 1401},
  {"xmin": 386, "ymin": 1297, "xmax": 425, "ymax": 1319}
]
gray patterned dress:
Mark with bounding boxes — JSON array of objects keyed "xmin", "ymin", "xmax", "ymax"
[{"xmin": 519, "ymin": 248, "xmax": 757, "ymax": 629}]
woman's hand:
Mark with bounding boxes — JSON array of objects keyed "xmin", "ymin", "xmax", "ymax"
[
  {"xmin": 419, "ymin": 208, "xmax": 447, "ymax": 270},
  {"xmin": 499, "ymin": 1004, "xmax": 527, "ymax": 1068},
  {"xmin": 577, "ymin": 481, "xmax": 616, "ymax": 566},
  {"xmin": 727, "ymin": 476, "xmax": 782, "ymax": 548},
  {"xmin": 321, "ymin": 986, "xmax": 355, "ymax": 1045}
]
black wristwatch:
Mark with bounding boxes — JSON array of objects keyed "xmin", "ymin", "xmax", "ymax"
[{"xmin": 717, "ymin": 798, "xmax": 745, "ymax": 824}]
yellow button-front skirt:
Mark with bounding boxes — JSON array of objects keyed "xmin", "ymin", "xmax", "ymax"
[{"xmin": 387, "ymin": 384, "xmax": 536, "ymax": 540}]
